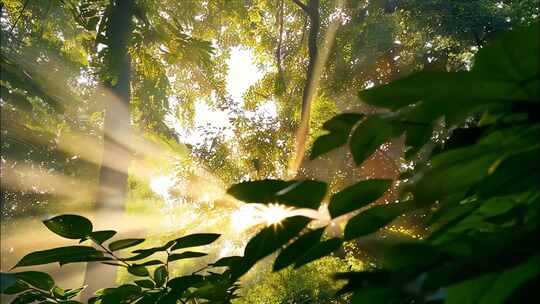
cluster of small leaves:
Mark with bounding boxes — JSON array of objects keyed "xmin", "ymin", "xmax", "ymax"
[
  {"xmin": 225, "ymin": 23, "xmax": 540, "ymax": 303},
  {"xmin": 1, "ymin": 271, "xmax": 83, "ymax": 304},
  {"xmin": 1, "ymin": 214, "xmax": 239, "ymax": 303}
]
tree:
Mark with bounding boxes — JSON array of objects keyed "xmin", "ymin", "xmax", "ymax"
[{"xmin": 82, "ymin": 0, "xmax": 135, "ymax": 297}]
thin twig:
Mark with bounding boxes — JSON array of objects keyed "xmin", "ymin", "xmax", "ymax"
[
  {"xmin": 8, "ymin": 0, "xmax": 31, "ymax": 35},
  {"xmin": 291, "ymin": 0, "xmax": 309, "ymax": 12},
  {"xmin": 90, "ymin": 237, "xmax": 131, "ymax": 267}
]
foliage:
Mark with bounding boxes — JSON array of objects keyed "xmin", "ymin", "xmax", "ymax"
[
  {"xmin": 225, "ymin": 23, "xmax": 540, "ymax": 303},
  {"xmin": 237, "ymin": 257, "xmax": 351, "ymax": 304},
  {"xmin": 1, "ymin": 1, "xmax": 539, "ymax": 304},
  {"xmin": 1, "ymin": 214, "xmax": 238, "ymax": 303}
]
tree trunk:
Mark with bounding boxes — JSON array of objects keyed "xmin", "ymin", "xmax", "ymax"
[
  {"xmin": 81, "ymin": 0, "xmax": 134, "ymax": 300},
  {"xmin": 290, "ymin": 0, "xmax": 320, "ymax": 175}
]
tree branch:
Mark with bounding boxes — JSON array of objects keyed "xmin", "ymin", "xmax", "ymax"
[
  {"xmin": 276, "ymin": 0, "xmax": 285, "ymax": 78},
  {"xmin": 291, "ymin": 0, "xmax": 309, "ymax": 13},
  {"xmin": 8, "ymin": 0, "xmax": 31, "ymax": 35}
]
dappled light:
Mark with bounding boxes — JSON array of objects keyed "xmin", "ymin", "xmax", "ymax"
[{"xmin": 1, "ymin": 0, "xmax": 538, "ymax": 303}]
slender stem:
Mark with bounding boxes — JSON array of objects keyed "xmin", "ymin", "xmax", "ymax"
[
  {"xmin": 165, "ymin": 250, "xmax": 171, "ymax": 286},
  {"xmin": 192, "ymin": 265, "xmax": 208, "ymax": 274},
  {"xmin": 90, "ymin": 237, "xmax": 131, "ymax": 267},
  {"xmin": 24, "ymin": 285, "xmax": 59, "ymax": 303},
  {"xmin": 8, "ymin": 0, "xmax": 31, "ymax": 35}
]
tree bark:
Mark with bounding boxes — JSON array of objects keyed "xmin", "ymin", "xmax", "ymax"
[
  {"xmin": 290, "ymin": 0, "xmax": 320, "ymax": 175},
  {"xmin": 81, "ymin": 0, "xmax": 134, "ymax": 300}
]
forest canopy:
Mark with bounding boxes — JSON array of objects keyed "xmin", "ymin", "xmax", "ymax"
[{"xmin": 0, "ymin": 0, "xmax": 539, "ymax": 303}]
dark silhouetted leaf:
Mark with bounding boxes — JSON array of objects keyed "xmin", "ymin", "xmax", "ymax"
[
  {"xmin": 273, "ymin": 228, "xmax": 325, "ymax": 271},
  {"xmin": 227, "ymin": 179, "xmax": 290, "ymax": 203},
  {"xmin": 476, "ymin": 148, "xmax": 540, "ymax": 198},
  {"xmin": 167, "ymin": 275, "xmax": 204, "ymax": 292},
  {"xmin": 474, "ymin": 23, "xmax": 539, "ymax": 85},
  {"xmin": 345, "ymin": 202, "xmax": 415, "ymax": 240},
  {"xmin": 134, "ymin": 279, "xmax": 155, "ymax": 289},
  {"xmin": 168, "ymin": 251, "xmax": 207, "ymax": 262},
  {"xmin": 14, "ymin": 246, "xmax": 105, "ymax": 268},
  {"xmin": 154, "ymin": 266, "xmax": 167, "ymax": 287},
  {"xmin": 171, "ymin": 234, "xmax": 220, "ymax": 251},
  {"xmin": 87, "ymin": 230, "xmax": 117, "ymax": 245},
  {"xmin": 132, "ymin": 240, "xmax": 176, "ymax": 255},
  {"xmin": 212, "ymin": 256, "xmax": 243, "ymax": 267},
  {"xmin": 128, "ymin": 265, "xmax": 149, "ymax": 277},
  {"xmin": 329, "ymin": 179, "xmax": 392, "ymax": 218},
  {"xmin": 135, "ymin": 260, "xmax": 163, "ymax": 267},
  {"xmin": 350, "ymin": 116, "xmax": 398, "ymax": 165},
  {"xmin": 108, "ymin": 239, "xmax": 145, "ymax": 251},
  {"xmin": 294, "ymin": 238, "xmax": 343, "ymax": 269},
  {"xmin": 244, "ymin": 216, "xmax": 311, "ymax": 264},
  {"xmin": 9, "ymin": 292, "xmax": 44, "ymax": 304},
  {"xmin": 14, "ymin": 271, "xmax": 54, "ymax": 291},
  {"xmin": 43, "ymin": 214, "xmax": 93, "ymax": 240},
  {"xmin": 276, "ymin": 180, "xmax": 327, "ymax": 209},
  {"xmin": 310, "ymin": 113, "xmax": 364, "ymax": 159},
  {"xmin": 412, "ymin": 146, "xmax": 501, "ymax": 203}
]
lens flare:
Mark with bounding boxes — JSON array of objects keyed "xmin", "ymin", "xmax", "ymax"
[
  {"xmin": 260, "ymin": 203, "xmax": 293, "ymax": 226},
  {"xmin": 231, "ymin": 203, "xmax": 295, "ymax": 231}
]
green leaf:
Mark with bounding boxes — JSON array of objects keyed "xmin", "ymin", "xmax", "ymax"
[
  {"xmin": 293, "ymin": 238, "xmax": 343, "ymax": 269},
  {"xmin": 168, "ymin": 251, "xmax": 207, "ymax": 262},
  {"xmin": 212, "ymin": 256, "xmax": 243, "ymax": 267},
  {"xmin": 476, "ymin": 148, "xmax": 540, "ymax": 199},
  {"xmin": 446, "ymin": 274, "xmax": 497, "ymax": 304},
  {"xmin": 0, "ymin": 272, "xmax": 17, "ymax": 293},
  {"xmin": 14, "ymin": 246, "xmax": 105, "ymax": 268},
  {"xmin": 351, "ymin": 287, "xmax": 399, "ymax": 304},
  {"xmin": 14, "ymin": 271, "xmax": 54, "ymax": 291},
  {"xmin": 329, "ymin": 179, "xmax": 392, "ymax": 218},
  {"xmin": 154, "ymin": 266, "xmax": 167, "ymax": 287},
  {"xmin": 432, "ymin": 127, "xmax": 487, "ymax": 156},
  {"xmin": 474, "ymin": 23, "xmax": 539, "ymax": 84},
  {"xmin": 2, "ymin": 281, "xmax": 29, "ymax": 295},
  {"xmin": 100, "ymin": 284, "xmax": 141, "ymax": 304},
  {"xmin": 136, "ymin": 260, "xmax": 163, "ymax": 266},
  {"xmin": 310, "ymin": 113, "xmax": 365, "ymax": 159},
  {"xmin": 228, "ymin": 179, "xmax": 327, "ymax": 209},
  {"xmin": 108, "ymin": 239, "xmax": 145, "ymax": 251},
  {"xmin": 134, "ymin": 279, "xmax": 155, "ymax": 289},
  {"xmin": 350, "ymin": 116, "xmax": 398, "ymax": 166},
  {"xmin": 9, "ymin": 292, "xmax": 44, "ymax": 304},
  {"xmin": 43, "ymin": 215, "xmax": 93, "ymax": 240},
  {"xmin": 123, "ymin": 251, "xmax": 155, "ymax": 262},
  {"xmin": 52, "ymin": 286, "xmax": 65, "ymax": 298},
  {"xmin": 273, "ymin": 228, "xmax": 325, "ymax": 271},
  {"xmin": 276, "ymin": 180, "xmax": 328, "ymax": 209},
  {"xmin": 170, "ymin": 234, "xmax": 220, "ymax": 251},
  {"xmin": 478, "ymin": 255, "xmax": 540, "ymax": 304},
  {"xmin": 167, "ymin": 275, "xmax": 204, "ymax": 292},
  {"xmin": 132, "ymin": 240, "xmax": 176, "ymax": 255},
  {"xmin": 87, "ymin": 230, "xmax": 117, "ymax": 245},
  {"xmin": 344, "ymin": 202, "xmax": 415, "ymax": 240},
  {"xmin": 244, "ymin": 216, "xmax": 311, "ymax": 264},
  {"xmin": 384, "ymin": 243, "xmax": 441, "ymax": 270},
  {"xmin": 358, "ymin": 71, "xmax": 525, "ymax": 112},
  {"xmin": 227, "ymin": 179, "xmax": 290, "ymax": 203},
  {"xmin": 127, "ymin": 265, "xmax": 149, "ymax": 277},
  {"xmin": 412, "ymin": 146, "xmax": 501, "ymax": 203}
]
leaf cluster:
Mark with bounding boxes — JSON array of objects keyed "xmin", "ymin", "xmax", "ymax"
[{"xmin": 2, "ymin": 214, "xmax": 239, "ymax": 303}]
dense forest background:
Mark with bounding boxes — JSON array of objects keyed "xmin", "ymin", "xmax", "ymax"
[{"xmin": 0, "ymin": 0, "xmax": 539, "ymax": 303}]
